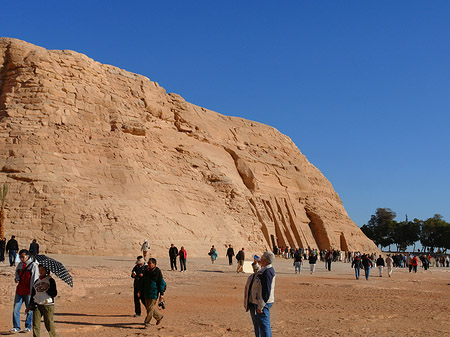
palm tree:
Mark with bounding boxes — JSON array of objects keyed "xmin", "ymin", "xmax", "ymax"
[{"xmin": 0, "ymin": 184, "xmax": 8, "ymax": 239}]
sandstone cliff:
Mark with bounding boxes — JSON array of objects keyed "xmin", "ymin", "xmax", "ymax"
[{"xmin": 0, "ymin": 38, "xmax": 377, "ymax": 256}]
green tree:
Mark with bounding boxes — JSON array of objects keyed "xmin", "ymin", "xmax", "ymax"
[
  {"xmin": 420, "ymin": 214, "xmax": 447, "ymax": 252},
  {"xmin": 362, "ymin": 208, "xmax": 396, "ymax": 249}
]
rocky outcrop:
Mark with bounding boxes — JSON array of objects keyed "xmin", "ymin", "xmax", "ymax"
[{"xmin": 0, "ymin": 38, "xmax": 377, "ymax": 256}]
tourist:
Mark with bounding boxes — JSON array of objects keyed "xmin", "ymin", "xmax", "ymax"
[
  {"xmin": 137, "ymin": 258, "xmax": 166, "ymax": 329},
  {"xmin": 179, "ymin": 246, "xmax": 187, "ymax": 272},
  {"xmin": 11, "ymin": 249, "xmax": 39, "ymax": 333},
  {"xmin": 385, "ymin": 255, "xmax": 393, "ymax": 277},
  {"xmin": 0, "ymin": 237, "xmax": 6, "ymax": 263},
  {"xmin": 236, "ymin": 248, "xmax": 245, "ymax": 273},
  {"xmin": 352, "ymin": 253, "xmax": 362, "ymax": 280},
  {"xmin": 131, "ymin": 256, "xmax": 147, "ymax": 317},
  {"xmin": 26, "ymin": 264, "xmax": 58, "ymax": 337},
  {"xmin": 293, "ymin": 250, "xmax": 302, "ymax": 274},
  {"xmin": 29, "ymin": 239, "xmax": 39, "ymax": 257},
  {"xmin": 226, "ymin": 244, "xmax": 235, "ymax": 265},
  {"xmin": 376, "ymin": 254, "xmax": 385, "ymax": 277},
  {"xmin": 361, "ymin": 254, "xmax": 373, "ymax": 280},
  {"xmin": 252, "ymin": 255, "xmax": 261, "ymax": 273},
  {"xmin": 325, "ymin": 250, "xmax": 332, "ymax": 271},
  {"xmin": 6, "ymin": 235, "xmax": 19, "ymax": 267},
  {"xmin": 407, "ymin": 254, "xmax": 412, "ymax": 272},
  {"xmin": 208, "ymin": 245, "xmax": 218, "ymax": 264},
  {"xmin": 169, "ymin": 244, "xmax": 178, "ymax": 271},
  {"xmin": 140, "ymin": 240, "xmax": 150, "ymax": 260},
  {"xmin": 308, "ymin": 252, "xmax": 317, "ymax": 274},
  {"xmin": 244, "ymin": 251, "xmax": 275, "ymax": 337},
  {"xmin": 410, "ymin": 255, "xmax": 418, "ymax": 273}
]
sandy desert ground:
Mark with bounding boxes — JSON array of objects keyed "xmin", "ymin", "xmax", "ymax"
[{"xmin": 1, "ymin": 254, "xmax": 449, "ymax": 337}]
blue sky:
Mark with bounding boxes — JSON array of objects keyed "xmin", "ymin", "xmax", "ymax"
[{"xmin": 2, "ymin": 1, "xmax": 449, "ymax": 226}]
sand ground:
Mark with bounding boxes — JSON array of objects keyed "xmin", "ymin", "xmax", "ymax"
[{"xmin": 0, "ymin": 254, "xmax": 449, "ymax": 337}]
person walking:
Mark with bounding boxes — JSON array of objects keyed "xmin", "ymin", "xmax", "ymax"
[
  {"xmin": 6, "ymin": 235, "xmax": 19, "ymax": 267},
  {"xmin": 325, "ymin": 251, "xmax": 332, "ymax": 271},
  {"xmin": 244, "ymin": 251, "xmax": 276, "ymax": 337},
  {"xmin": 352, "ymin": 254, "xmax": 362, "ymax": 280},
  {"xmin": 0, "ymin": 237, "xmax": 6, "ymax": 263},
  {"xmin": 376, "ymin": 255, "xmax": 385, "ymax": 277},
  {"xmin": 179, "ymin": 246, "xmax": 187, "ymax": 272},
  {"xmin": 131, "ymin": 256, "xmax": 147, "ymax": 317},
  {"xmin": 236, "ymin": 248, "xmax": 245, "ymax": 273},
  {"xmin": 226, "ymin": 245, "xmax": 235, "ymax": 265},
  {"xmin": 308, "ymin": 252, "xmax": 317, "ymax": 274},
  {"xmin": 410, "ymin": 255, "xmax": 419, "ymax": 273},
  {"xmin": 168, "ymin": 244, "xmax": 178, "ymax": 271},
  {"xmin": 10, "ymin": 249, "xmax": 39, "ymax": 333},
  {"xmin": 140, "ymin": 240, "xmax": 150, "ymax": 260},
  {"xmin": 208, "ymin": 246, "xmax": 218, "ymax": 264},
  {"xmin": 293, "ymin": 250, "xmax": 302, "ymax": 274},
  {"xmin": 29, "ymin": 239, "xmax": 39, "ymax": 257},
  {"xmin": 385, "ymin": 255, "xmax": 393, "ymax": 277},
  {"xmin": 361, "ymin": 254, "xmax": 373, "ymax": 280},
  {"xmin": 26, "ymin": 264, "xmax": 58, "ymax": 337},
  {"xmin": 137, "ymin": 258, "xmax": 166, "ymax": 329}
]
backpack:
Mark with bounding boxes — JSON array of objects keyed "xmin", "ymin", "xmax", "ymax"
[{"xmin": 236, "ymin": 251, "xmax": 242, "ymax": 260}]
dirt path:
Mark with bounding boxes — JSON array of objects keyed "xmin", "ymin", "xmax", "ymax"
[{"xmin": 1, "ymin": 255, "xmax": 449, "ymax": 336}]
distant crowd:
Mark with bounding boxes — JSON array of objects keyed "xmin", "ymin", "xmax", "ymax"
[{"xmin": 4, "ymin": 235, "xmax": 449, "ymax": 337}]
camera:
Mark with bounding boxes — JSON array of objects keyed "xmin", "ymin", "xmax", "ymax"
[{"xmin": 158, "ymin": 301, "xmax": 165, "ymax": 310}]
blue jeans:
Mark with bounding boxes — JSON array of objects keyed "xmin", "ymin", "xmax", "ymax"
[
  {"xmin": 13, "ymin": 294, "xmax": 33, "ymax": 330},
  {"xmin": 354, "ymin": 267, "xmax": 360, "ymax": 279},
  {"xmin": 249, "ymin": 303, "xmax": 272, "ymax": 337},
  {"xmin": 9, "ymin": 250, "xmax": 17, "ymax": 266},
  {"xmin": 180, "ymin": 258, "xmax": 186, "ymax": 271},
  {"xmin": 364, "ymin": 267, "xmax": 370, "ymax": 280}
]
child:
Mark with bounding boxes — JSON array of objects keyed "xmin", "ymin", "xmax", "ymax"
[{"xmin": 26, "ymin": 264, "xmax": 58, "ymax": 337}]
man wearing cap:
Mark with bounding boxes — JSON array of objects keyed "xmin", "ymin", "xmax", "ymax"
[
  {"xmin": 244, "ymin": 251, "xmax": 276, "ymax": 337},
  {"xmin": 131, "ymin": 256, "xmax": 147, "ymax": 317}
]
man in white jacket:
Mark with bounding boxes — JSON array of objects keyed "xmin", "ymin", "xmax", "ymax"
[{"xmin": 244, "ymin": 251, "xmax": 275, "ymax": 337}]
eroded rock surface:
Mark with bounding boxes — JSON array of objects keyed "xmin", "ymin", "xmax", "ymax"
[{"xmin": 0, "ymin": 38, "xmax": 377, "ymax": 255}]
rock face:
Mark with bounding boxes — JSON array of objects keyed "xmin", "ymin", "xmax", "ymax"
[{"xmin": 0, "ymin": 38, "xmax": 377, "ymax": 256}]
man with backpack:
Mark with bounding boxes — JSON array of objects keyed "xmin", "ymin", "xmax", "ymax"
[
  {"xmin": 10, "ymin": 249, "xmax": 39, "ymax": 333},
  {"xmin": 236, "ymin": 248, "xmax": 245, "ymax": 273}
]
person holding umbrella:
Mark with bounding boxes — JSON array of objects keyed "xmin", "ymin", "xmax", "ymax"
[{"xmin": 26, "ymin": 264, "xmax": 58, "ymax": 337}]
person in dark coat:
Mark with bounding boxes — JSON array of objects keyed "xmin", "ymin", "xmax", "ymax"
[
  {"xmin": 308, "ymin": 252, "xmax": 317, "ymax": 274},
  {"xmin": 0, "ymin": 237, "xmax": 6, "ymax": 263},
  {"xmin": 351, "ymin": 254, "xmax": 362, "ymax": 279},
  {"xmin": 29, "ymin": 239, "xmax": 39, "ymax": 257},
  {"xmin": 226, "ymin": 245, "xmax": 235, "ymax": 265},
  {"xmin": 168, "ymin": 244, "xmax": 178, "ymax": 271},
  {"xmin": 361, "ymin": 254, "xmax": 373, "ymax": 280},
  {"xmin": 131, "ymin": 256, "xmax": 147, "ymax": 317},
  {"xmin": 6, "ymin": 235, "xmax": 19, "ymax": 266},
  {"xmin": 138, "ymin": 258, "xmax": 166, "ymax": 329},
  {"xmin": 325, "ymin": 251, "xmax": 332, "ymax": 271},
  {"xmin": 376, "ymin": 255, "xmax": 385, "ymax": 277}
]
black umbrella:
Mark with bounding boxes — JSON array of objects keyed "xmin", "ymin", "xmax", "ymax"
[{"xmin": 34, "ymin": 255, "xmax": 73, "ymax": 288}]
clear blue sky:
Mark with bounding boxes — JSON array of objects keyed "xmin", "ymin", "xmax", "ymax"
[{"xmin": 2, "ymin": 1, "xmax": 449, "ymax": 227}]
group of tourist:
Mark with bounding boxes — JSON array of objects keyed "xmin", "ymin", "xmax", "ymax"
[
  {"xmin": 1, "ymin": 235, "xmax": 58, "ymax": 336},
  {"xmin": 133, "ymin": 242, "xmax": 276, "ymax": 335}
]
